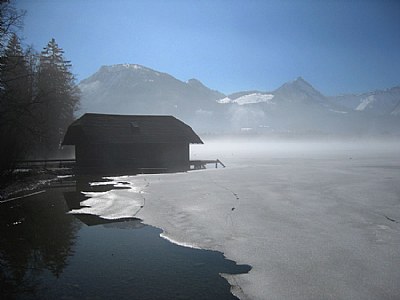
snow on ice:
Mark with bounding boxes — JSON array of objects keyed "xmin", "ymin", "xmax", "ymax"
[
  {"xmin": 69, "ymin": 139, "xmax": 400, "ymax": 300},
  {"xmin": 69, "ymin": 178, "xmax": 148, "ymax": 220}
]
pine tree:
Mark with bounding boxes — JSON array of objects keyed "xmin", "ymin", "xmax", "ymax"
[
  {"xmin": 0, "ymin": 34, "xmax": 35, "ymax": 173},
  {"xmin": 35, "ymin": 38, "xmax": 80, "ymax": 157}
]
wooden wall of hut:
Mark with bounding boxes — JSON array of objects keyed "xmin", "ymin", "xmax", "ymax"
[{"xmin": 75, "ymin": 143, "xmax": 189, "ymax": 174}]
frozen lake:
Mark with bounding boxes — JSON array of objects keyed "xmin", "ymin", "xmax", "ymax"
[
  {"xmin": 73, "ymin": 139, "xmax": 400, "ymax": 299},
  {"xmin": 0, "ymin": 178, "xmax": 250, "ymax": 299}
]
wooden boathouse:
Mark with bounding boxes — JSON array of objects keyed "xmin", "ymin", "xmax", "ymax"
[{"xmin": 62, "ymin": 113, "xmax": 203, "ymax": 174}]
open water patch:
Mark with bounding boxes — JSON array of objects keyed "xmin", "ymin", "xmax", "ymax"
[{"xmin": 0, "ymin": 177, "xmax": 251, "ymax": 299}]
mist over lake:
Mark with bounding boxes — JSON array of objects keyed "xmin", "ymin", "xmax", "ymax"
[{"xmin": 2, "ymin": 1, "xmax": 400, "ymax": 299}]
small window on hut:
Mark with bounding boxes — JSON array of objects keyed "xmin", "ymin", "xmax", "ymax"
[{"xmin": 130, "ymin": 121, "xmax": 140, "ymax": 133}]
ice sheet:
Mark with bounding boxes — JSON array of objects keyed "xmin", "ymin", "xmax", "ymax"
[
  {"xmin": 69, "ymin": 179, "xmax": 148, "ymax": 220},
  {"xmin": 72, "ymin": 140, "xmax": 400, "ymax": 299}
]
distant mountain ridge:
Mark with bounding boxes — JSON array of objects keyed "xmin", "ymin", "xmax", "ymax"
[
  {"xmin": 78, "ymin": 64, "xmax": 226, "ymax": 131},
  {"xmin": 330, "ymin": 86, "xmax": 400, "ymax": 116},
  {"xmin": 78, "ymin": 64, "xmax": 400, "ymax": 135}
]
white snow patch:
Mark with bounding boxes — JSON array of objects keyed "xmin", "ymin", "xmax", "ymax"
[
  {"xmin": 57, "ymin": 175, "xmax": 73, "ymax": 179},
  {"xmin": 233, "ymin": 93, "xmax": 275, "ymax": 105},
  {"xmin": 68, "ymin": 177, "xmax": 148, "ymax": 219},
  {"xmin": 118, "ymin": 63, "xmax": 142, "ymax": 70},
  {"xmin": 89, "ymin": 180, "xmax": 133, "ymax": 189},
  {"xmin": 218, "ymin": 93, "xmax": 275, "ymax": 105},
  {"xmin": 159, "ymin": 232, "xmax": 201, "ymax": 249},
  {"xmin": 217, "ymin": 97, "xmax": 232, "ymax": 104},
  {"xmin": 356, "ymin": 95, "xmax": 375, "ymax": 111},
  {"xmin": 329, "ymin": 109, "xmax": 348, "ymax": 114}
]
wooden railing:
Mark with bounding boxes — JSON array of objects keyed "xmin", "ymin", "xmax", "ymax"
[{"xmin": 14, "ymin": 159, "xmax": 226, "ymax": 171}]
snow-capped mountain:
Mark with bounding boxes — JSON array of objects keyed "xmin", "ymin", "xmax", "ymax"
[
  {"xmin": 219, "ymin": 77, "xmax": 333, "ymax": 108},
  {"xmin": 78, "ymin": 64, "xmax": 225, "ymax": 131},
  {"xmin": 79, "ymin": 64, "xmax": 223, "ymax": 116},
  {"xmin": 78, "ymin": 64, "xmax": 400, "ymax": 135},
  {"xmin": 331, "ymin": 86, "xmax": 400, "ymax": 116},
  {"xmin": 216, "ymin": 77, "xmax": 356, "ymax": 133}
]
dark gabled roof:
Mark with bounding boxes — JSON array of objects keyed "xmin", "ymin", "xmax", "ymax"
[{"xmin": 62, "ymin": 113, "xmax": 203, "ymax": 145}]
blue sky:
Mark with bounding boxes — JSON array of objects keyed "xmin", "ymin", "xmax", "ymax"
[{"xmin": 16, "ymin": 0, "xmax": 400, "ymax": 95}]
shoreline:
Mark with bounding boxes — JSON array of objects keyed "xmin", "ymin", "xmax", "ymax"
[{"xmin": 0, "ymin": 169, "xmax": 72, "ymax": 202}]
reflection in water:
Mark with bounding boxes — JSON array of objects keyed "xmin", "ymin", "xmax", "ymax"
[
  {"xmin": 0, "ymin": 176, "xmax": 251, "ymax": 299},
  {"xmin": 0, "ymin": 188, "xmax": 80, "ymax": 299}
]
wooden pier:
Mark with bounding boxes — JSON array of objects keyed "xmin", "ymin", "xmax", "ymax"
[{"xmin": 189, "ymin": 159, "xmax": 225, "ymax": 170}]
